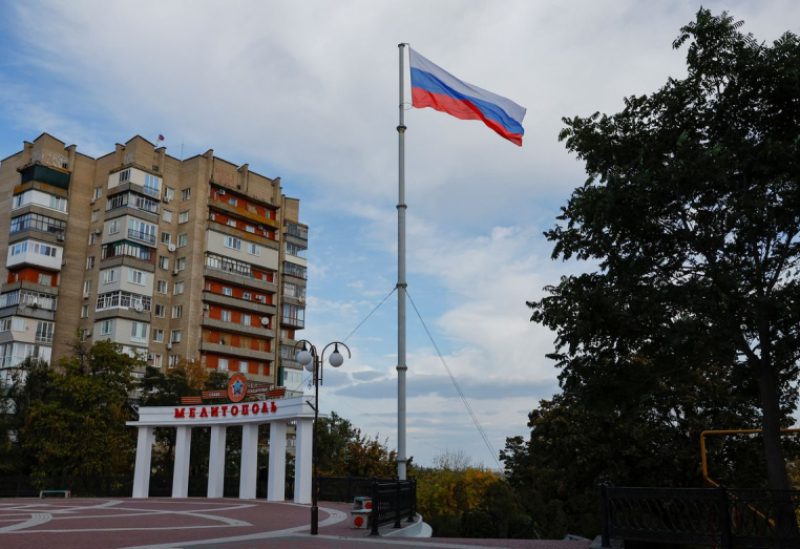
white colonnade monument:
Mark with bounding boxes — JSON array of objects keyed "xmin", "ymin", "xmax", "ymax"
[{"xmin": 127, "ymin": 377, "xmax": 315, "ymax": 503}]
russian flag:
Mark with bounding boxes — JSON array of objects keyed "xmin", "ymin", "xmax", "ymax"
[{"xmin": 408, "ymin": 48, "xmax": 526, "ymax": 146}]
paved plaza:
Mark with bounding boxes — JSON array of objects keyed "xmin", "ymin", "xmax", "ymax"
[{"xmin": 0, "ymin": 498, "xmax": 592, "ymax": 548}]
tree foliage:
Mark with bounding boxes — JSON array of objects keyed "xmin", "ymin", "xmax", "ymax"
[
  {"xmin": 1, "ymin": 342, "xmax": 140, "ymax": 486},
  {"xmin": 316, "ymin": 411, "xmax": 396, "ymax": 478},
  {"xmin": 415, "ymin": 463, "xmax": 533, "ymax": 539},
  {"xmin": 528, "ymin": 9, "xmax": 800, "ymax": 494}
]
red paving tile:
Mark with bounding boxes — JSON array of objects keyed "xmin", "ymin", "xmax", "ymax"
[{"xmin": 0, "ymin": 498, "xmax": 591, "ymax": 549}]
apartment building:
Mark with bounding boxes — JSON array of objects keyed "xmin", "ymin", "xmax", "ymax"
[{"xmin": 0, "ymin": 133, "xmax": 308, "ymax": 391}]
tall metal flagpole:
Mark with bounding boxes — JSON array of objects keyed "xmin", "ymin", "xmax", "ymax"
[{"xmin": 396, "ymin": 43, "xmax": 408, "ymax": 481}]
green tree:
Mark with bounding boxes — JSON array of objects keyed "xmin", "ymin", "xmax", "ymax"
[
  {"xmin": 12, "ymin": 341, "xmax": 139, "ymax": 489},
  {"xmin": 0, "ymin": 358, "xmax": 50, "ymax": 474},
  {"xmin": 530, "ymin": 9, "xmax": 800, "ymax": 494},
  {"xmin": 315, "ymin": 411, "xmax": 396, "ymax": 477},
  {"xmin": 501, "ymin": 355, "xmax": 770, "ymax": 537}
]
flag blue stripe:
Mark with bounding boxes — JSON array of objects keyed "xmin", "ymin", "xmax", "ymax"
[{"xmin": 410, "ymin": 67, "xmax": 525, "ymax": 136}]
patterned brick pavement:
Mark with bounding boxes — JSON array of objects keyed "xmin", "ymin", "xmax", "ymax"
[{"xmin": 0, "ymin": 498, "xmax": 591, "ymax": 548}]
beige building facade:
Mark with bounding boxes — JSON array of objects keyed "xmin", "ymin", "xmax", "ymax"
[{"xmin": 0, "ymin": 133, "xmax": 307, "ymax": 389}]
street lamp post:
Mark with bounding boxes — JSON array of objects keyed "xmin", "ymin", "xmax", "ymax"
[{"xmin": 295, "ymin": 339, "xmax": 351, "ymax": 536}]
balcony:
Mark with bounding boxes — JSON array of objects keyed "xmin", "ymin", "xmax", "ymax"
[
  {"xmin": 201, "ymin": 316, "xmax": 274, "ymax": 338},
  {"xmin": 281, "ymin": 315, "xmax": 305, "ymax": 328},
  {"xmin": 127, "ymin": 228, "xmax": 157, "ymax": 246},
  {"xmin": 280, "ymin": 345, "xmax": 301, "ymax": 368},
  {"xmin": 209, "ymin": 197, "xmax": 280, "ymax": 228},
  {"xmin": 10, "ymin": 213, "xmax": 66, "ymax": 242},
  {"xmin": 202, "ymin": 291, "xmax": 276, "ymax": 315},
  {"xmin": 19, "ymin": 164, "xmax": 70, "ymax": 190},
  {"xmin": 6, "ymin": 240, "xmax": 63, "ymax": 271},
  {"xmin": 286, "ymin": 223, "xmax": 308, "ymax": 241},
  {"xmin": 282, "ymin": 262, "xmax": 307, "ymax": 280},
  {"xmin": 102, "ymin": 242, "xmax": 155, "ymax": 264},
  {"xmin": 106, "ymin": 192, "xmax": 159, "ymax": 219},
  {"xmin": 200, "ymin": 341, "xmax": 274, "ymax": 362}
]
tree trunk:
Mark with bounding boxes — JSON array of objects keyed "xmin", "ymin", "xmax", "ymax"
[
  {"xmin": 757, "ymin": 363, "xmax": 791, "ymax": 492},
  {"xmin": 757, "ymin": 361, "xmax": 799, "ymax": 546}
]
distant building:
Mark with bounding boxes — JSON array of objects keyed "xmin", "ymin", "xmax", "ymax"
[{"xmin": 0, "ymin": 133, "xmax": 307, "ymax": 390}]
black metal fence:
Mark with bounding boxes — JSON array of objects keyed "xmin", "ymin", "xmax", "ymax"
[
  {"xmin": 601, "ymin": 485, "xmax": 800, "ymax": 548},
  {"xmin": 0, "ymin": 475, "xmax": 133, "ymax": 498},
  {"xmin": 317, "ymin": 476, "xmax": 394, "ymax": 503},
  {"xmin": 369, "ymin": 479, "xmax": 416, "ymax": 536}
]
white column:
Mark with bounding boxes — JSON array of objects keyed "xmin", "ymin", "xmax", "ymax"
[
  {"xmin": 293, "ymin": 419, "xmax": 313, "ymax": 504},
  {"xmin": 239, "ymin": 424, "xmax": 259, "ymax": 499},
  {"xmin": 207, "ymin": 425, "xmax": 227, "ymax": 498},
  {"xmin": 172, "ymin": 426, "xmax": 192, "ymax": 498},
  {"xmin": 268, "ymin": 421, "xmax": 287, "ymax": 502},
  {"xmin": 132, "ymin": 426, "xmax": 155, "ymax": 498}
]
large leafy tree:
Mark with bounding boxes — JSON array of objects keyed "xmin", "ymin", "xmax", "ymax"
[
  {"xmin": 501, "ymin": 358, "xmax": 769, "ymax": 537},
  {"xmin": 5, "ymin": 341, "xmax": 140, "ymax": 488},
  {"xmin": 530, "ymin": 9, "xmax": 800, "ymax": 493}
]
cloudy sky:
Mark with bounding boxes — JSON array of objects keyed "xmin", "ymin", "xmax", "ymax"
[{"xmin": 1, "ymin": 1, "xmax": 797, "ymax": 468}]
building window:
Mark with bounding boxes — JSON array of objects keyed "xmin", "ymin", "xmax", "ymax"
[
  {"xmin": 144, "ymin": 174, "xmax": 161, "ymax": 196},
  {"xmin": 164, "ymin": 187, "xmax": 175, "ymax": 201},
  {"xmin": 86, "ymin": 256, "xmax": 95, "ymax": 270},
  {"xmin": 95, "ymin": 291, "xmax": 151, "ymax": 312},
  {"xmin": 108, "ymin": 220, "xmax": 119, "ymax": 234},
  {"xmin": 153, "ymin": 329, "xmax": 164, "ymax": 342},
  {"xmin": 102, "ymin": 268, "xmax": 117, "ymax": 284},
  {"xmin": 93, "ymin": 186, "xmax": 102, "ymax": 200},
  {"xmin": 177, "ymin": 233, "xmax": 188, "ymax": 247},
  {"xmin": 175, "ymin": 257, "xmax": 186, "ymax": 271},
  {"xmin": 172, "ymin": 305, "xmax": 183, "ymax": 319},
  {"xmin": 152, "ymin": 354, "xmax": 163, "ymax": 368},
  {"xmin": 163, "ymin": 209, "xmax": 173, "ymax": 222},
  {"xmin": 219, "ymin": 357, "xmax": 229, "ymax": 371},
  {"xmin": 38, "ymin": 273, "xmax": 53, "ymax": 286},
  {"xmin": 161, "ymin": 232, "xmax": 171, "ymax": 245},
  {"xmin": 224, "ymin": 236, "xmax": 241, "ymax": 250},
  {"xmin": 131, "ymin": 321, "xmax": 147, "ymax": 342},
  {"xmin": 222, "ymin": 287, "xmax": 233, "ymax": 297},
  {"xmin": 156, "ymin": 280, "xmax": 167, "ymax": 294},
  {"xmin": 89, "ymin": 232, "xmax": 98, "ymax": 245},
  {"xmin": 35, "ymin": 321, "xmax": 54, "ymax": 343},
  {"xmin": 242, "ymin": 313, "xmax": 251, "ymax": 326},
  {"xmin": 286, "ymin": 242, "xmax": 306, "ymax": 258},
  {"xmin": 91, "ymin": 209, "xmax": 99, "ymax": 222},
  {"xmin": 227, "ymin": 219, "xmax": 237, "ymax": 228},
  {"xmin": 179, "ymin": 211, "xmax": 189, "ymax": 223},
  {"xmin": 154, "ymin": 303, "xmax": 165, "ymax": 317},
  {"xmin": 9, "ymin": 242, "xmax": 25, "ymax": 256},
  {"xmin": 246, "ymin": 242, "xmax": 259, "ymax": 256},
  {"xmin": 159, "ymin": 256, "xmax": 169, "ymax": 270},
  {"xmin": 118, "ymin": 169, "xmax": 131, "ymax": 183},
  {"xmin": 81, "ymin": 304, "xmax": 88, "ymax": 318},
  {"xmin": 171, "ymin": 330, "xmax": 182, "ymax": 343},
  {"xmin": 83, "ymin": 280, "xmax": 92, "ymax": 298},
  {"xmin": 128, "ymin": 269, "xmax": 146, "ymax": 285},
  {"xmin": 221, "ymin": 310, "xmax": 231, "ymax": 322},
  {"xmin": 173, "ymin": 281, "xmax": 184, "ymax": 295},
  {"xmin": 228, "ymin": 197, "xmax": 238, "ymax": 207},
  {"xmin": 243, "ymin": 291, "xmax": 251, "ymax": 301},
  {"xmin": 100, "ymin": 319, "xmax": 113, "ymax": 336},
  {"xmin": 181, "ymin": 188, "xmax": 191, "ymax": 201}
]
